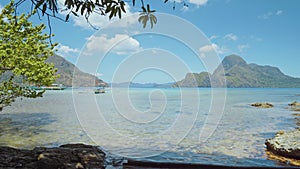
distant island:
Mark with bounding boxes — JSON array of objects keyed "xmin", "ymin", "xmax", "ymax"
[
  {"xmin": 110, "ymin": 82, "xmax": 173, "ymax": 88},
  {"xmin": 175, "ymin": 55, "xmax": 300, "ymax": 88},
  {"xmin": 45, "ymin": 54, "xmax": 300, "ymax": 88}
]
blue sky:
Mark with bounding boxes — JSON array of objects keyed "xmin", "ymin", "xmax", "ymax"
[{"xmin": 1, "ymin": 0, "xmax": 300, "ymax": 83}]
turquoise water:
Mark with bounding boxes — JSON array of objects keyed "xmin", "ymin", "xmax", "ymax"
[{"xmin": 0, "ymin": 88, "xmax": 300, "ymax": 167}]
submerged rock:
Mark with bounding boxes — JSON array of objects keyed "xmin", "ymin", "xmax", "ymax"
[
  {"xmin": 289, "ymin": 101, "xmax": 300, "ymax": 111},
  {"xmin": 0, "ymin": 143, "xmax": 105, "ymax": 169},
  {"xmin": 265, "ymin": 129, "xmax": 300, "ymax": 166},
  {"xmin": 251, "ymin": 102, "xmax": 273, "ymax": 108},
  {"xmin": 289, "ymin": 101, "xmax": 300, "ymax": 107}
]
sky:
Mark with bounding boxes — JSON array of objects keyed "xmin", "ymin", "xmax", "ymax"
[{"xmin": 1, "ymin": 0, "xmax": 300, "ymax": 83}]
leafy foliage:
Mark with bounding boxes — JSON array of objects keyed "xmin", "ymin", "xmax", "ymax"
[
  {"xmin": 138, "ymin": 4, "xmax": 157, "ymax": 28},
  {"xmin": 0, "ymin": 1, "xmax": 58, "ymax": 111},
  {"xmin": 25, "ymin": 0, "xmax": 185, "ymax": 29}
]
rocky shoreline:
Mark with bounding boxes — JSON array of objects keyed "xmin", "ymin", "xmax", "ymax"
[
  {"xmin": 0, "ymin": 144, "xmax": 106, "ymax": 169},
  {"xmin": 264, "ymin": 101, "xmax": 300, "ymax": 166},
  {"xmin": 265, "ymin": 130, "xmax": 300, "ymax": 166},
  {"xmin": 1, "ymin": 143, "xmax": 300, "ymax": 169}
]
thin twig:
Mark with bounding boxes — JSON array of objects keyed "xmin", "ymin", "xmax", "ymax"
[
  {"xmin": 30, "ymin": 0, "xmax": 66, "ymax": 22},
  {"xmin": 86, "ymin": 17, "xmax": 99, "ymax": 30},
  {"xmin": 47, "ymin": 14, "xmax": 53, "ymax": 45},
  {"xmin": 15, "ymin": 0, "xmax": 26, "ymax": 7}
]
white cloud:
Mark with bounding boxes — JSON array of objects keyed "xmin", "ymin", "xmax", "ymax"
[
  {"xmin": 208, "ymin": 35, "xmax": 218, "ymax": 41},
  {"xmin": 169, "ymin": 0, "xmax": 208, "ymax": 7},
  {"xmin": 85, "ymin": 34, "xmax": 142, "ymax": 55},
  {"xmin": 276, "ymin": 10, "xmax": 283, "ymax": 15},
  {"xmin": 259, "ymin": 10, "xmax": 283, "ymax": 19},
  {"xmin": 199, "ymin": 43, "xmax": 227, "ymax": 58},
  {"xmin": 55, "ymin": 44, "xmax": 80, "ymax": 58},
  {"xmin": 0, "ymin": 4, "xmax": 3, "ymax": 12},
  {"xmin": 189, "ymin": 0, "xmax": 208, "ymax": 7},
  {"xmin": 199, "ymin": 44, "xmax": 218, "ymax": 53},
  {"xmin": 250, "ymin": 35, "xmax": 262, "ymax": 42},
  {"xmin": 94, "ymin": 72, "xmax": 103, "ymax": 77},
  {"xmin": 259, "ymin": 12, "xmax": 273, "ymax": 19},
  {"xmin": 238, "ymin": 44, "xmax": 249, "ymax": 53},
  {"xmin": 224, "ymin": 33, "xmax": 238, "ymax": 41}
]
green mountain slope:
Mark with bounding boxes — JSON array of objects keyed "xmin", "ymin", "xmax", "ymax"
[
  {"xmin": 46, "ymin": 54, "xmax": 107, "ymax": 87},
  {"xmin": 176, "ymin": 55, "xmax": 300, "ymax": 88}
]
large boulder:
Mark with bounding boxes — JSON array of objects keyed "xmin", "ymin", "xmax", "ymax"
[
  {"xmin": 265, "ymin": 130, "xmax": 300, "ymax": 166},
  {"xmin": 0, "ymin": 143, "xmax": 105, "ymax": 169}
]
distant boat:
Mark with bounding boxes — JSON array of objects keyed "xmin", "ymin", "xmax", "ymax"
[
  {"xmin": 31, "ymin": 84, "xmax": 66, "ymax": 90},
  {"xmin": 95, "ymin": 87, "xmax": 105, "ymax": 94}
]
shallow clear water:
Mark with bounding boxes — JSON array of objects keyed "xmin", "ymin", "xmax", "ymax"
[{"xmin": 1, "ymin": 88, "xmax": 300, "ymax": 167}]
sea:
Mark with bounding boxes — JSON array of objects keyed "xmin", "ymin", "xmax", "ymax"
[{"xmin": 0, "ymin": 88, "xmax": 299, "ymax": 167}]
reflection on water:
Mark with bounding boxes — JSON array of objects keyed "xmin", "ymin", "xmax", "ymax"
[{"xmin": 0, "ymin": 88, "xmax": 299, "ymax": 167}]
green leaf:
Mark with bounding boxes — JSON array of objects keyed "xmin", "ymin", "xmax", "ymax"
[
  {"xmin": 35, "ymin": 0, "xmax": 45, "ymax": 9},
  {"xmin": 81, "ymin": 4, "xmax": 86, "ymax": 15},
  {"xmin": 65, "ymin": 14, "xmax": 70, "ymax": 21},
  {"xmin": 120, "ymin": 2, "xmax": 126, "ymax": 13},
  {"xmin": 71, "ymin": 11, "xmax": 78, "ymax": 16},
  {"xmin": 109, "ymin": 9, "xmax": 114, "ymax": 19},
  {"xmin": 118, "ymin": 8, "xmax": 121, "ymax": 19},
  {"xmin": 42, "ymin": 3, "xmax": 47, "ymax": 16},
  {"xmin": 150, "ymin": 14, "xmax": 157, "ymax": 24}
]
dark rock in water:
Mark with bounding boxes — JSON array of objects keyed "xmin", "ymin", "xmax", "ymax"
[
  {"xmin": 0, "ymin": 143, "xmax": 105, "ymax": 169},
  {"xmin": 289, "ymin": 101, "xmax": 300, "ymax": 111},
  {"xmin": 289, "ymin": 101, "xmax": 300, "ymax": 107},
  {"xmin": 292, "ymin": 108, "xmax": 300, "ymax": 112},
  {"xmin": 251, "ymin": 102, "xmax": 273, "ymax": 108},
  {"xmin": 265, "ymin": 129, "xmax": 300, "ymax": 166}
]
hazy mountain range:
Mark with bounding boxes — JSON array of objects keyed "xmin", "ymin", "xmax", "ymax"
[
  {"xmin": 2, "ymin": 54, "xmax": 299, "ymax": 88},
  {"xmin": 110, "ymin": 82, "xmax": 173, "ymax": 88}
]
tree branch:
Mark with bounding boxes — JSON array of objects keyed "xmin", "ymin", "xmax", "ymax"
[{"xmin": 0, "ymin": 67, "xmax": 14, "ymax": 71}]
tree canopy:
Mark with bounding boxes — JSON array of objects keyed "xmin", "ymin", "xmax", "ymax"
[{"xmin": 0, "ymin": 1, "xmax": 58, "ymax": 111}]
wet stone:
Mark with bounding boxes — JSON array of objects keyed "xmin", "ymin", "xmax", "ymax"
[
  {"xmin": 0, "ymin": 143, "xmax": 105, "ymax": 169},
  {"xmin": 265, "ymin": 129, "xmax": 300, "ymax": 166}
]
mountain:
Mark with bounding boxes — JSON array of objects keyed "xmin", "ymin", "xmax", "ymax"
[
  {"xmin": 46, "ymin": 55, "xmax": 107, "ymax": 87},
  {"xmin": 175, "ymin": 72, "xmax": 211, "ymax": 87},
  {"xmin": 175, "ymin": 55, "xmax": 300, "ymax": 88},
  {"xmin": 110, "ymin": 82, "xmax": 173, "ymax": 88}
]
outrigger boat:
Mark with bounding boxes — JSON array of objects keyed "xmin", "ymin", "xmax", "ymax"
[
  {"xmin": 31, "ymin": 84, "xmax": 66, "ymax": 90},
  {"xmin": 94, "ymin": 87, "xmax": 105, "ymax": 94}
]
